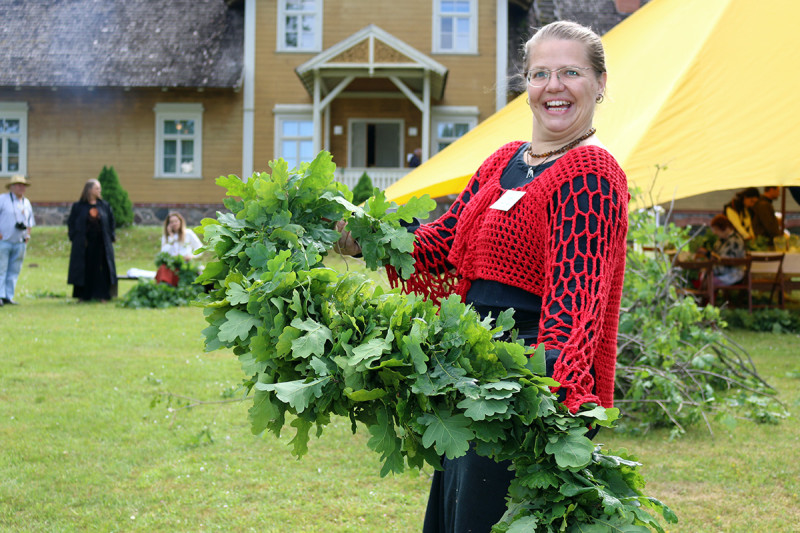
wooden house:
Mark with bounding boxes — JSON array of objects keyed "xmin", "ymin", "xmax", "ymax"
[{"xmin": 0, "ymin": 0, "xmax": 640, "ymax": 224}]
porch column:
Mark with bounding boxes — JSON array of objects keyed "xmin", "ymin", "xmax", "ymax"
[
  {"xmin": 422, "ymin": 70, "xmax": 431, "ymax": 162},
  {"xmin": 495, "ymin": 0, "xmax": 508, "ymax": 111},
  {"xmin": 241, "ymin": 0, "xmax": 256, "ymax": 181},
  {"xmin": 313, "ymin": 70, "xmax": 322, "ymax": 153}
]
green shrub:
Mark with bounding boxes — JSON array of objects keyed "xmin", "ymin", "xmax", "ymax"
[
  {"xmin": 722, "ymin": 308, "xmax": 800, "ymax": 334},
  {"xmin": 618, "ymin": 177, "xmax": 787, "ymax": 436},
  {"xmin": 351, "ymin": 172, "xmax": 374, "ymax": 205},
  {"xmin": 119, "ymin": 253, "xmax": 203, "ymax": 309},
  {"xmin": 98, "ymin": 165, "xmax": 134, "ymax": 228}
]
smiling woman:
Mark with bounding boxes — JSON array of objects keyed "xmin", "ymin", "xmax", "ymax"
[{"xmin": 335, "ymin": 20, "xmax": 630, "ymax": 532}]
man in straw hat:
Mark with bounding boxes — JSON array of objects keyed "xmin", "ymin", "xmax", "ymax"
[{"xmin": 0, "ymin": 175, "xmax": 35, "ymax": 305}]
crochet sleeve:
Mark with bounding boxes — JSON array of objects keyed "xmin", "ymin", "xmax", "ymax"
[
  {"xmin": 539, "ymin": 169, "xmax": 626, "ymax": 412},
  {"xmin": 386, "ymin": 174, "xmax": 481, "ymax": 303}
]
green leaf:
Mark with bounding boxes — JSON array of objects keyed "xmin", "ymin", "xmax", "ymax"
[
  {"xmin": 255, "ymin": 377, "xmax": 329, "ymax": 413},
  {"xmin": 289, "ymin": 417, "xmax": 312, "ymax": 458},
  {"xmin": 456, "ymin": 397, "xmax": 509, "ymax": 421},
  {"xmin": 349, "ymin": 337, "xmax": 390, "ymax": 369},
  {"xmin": 226, "ymin": 282, "xmax": 250, "ymax": 305},
  {"xmin": 526, "ymin": 343, "xmax": 547, "ymax": 376},
  {"xmin": 290, "ymin": 318, "xmax": 333, "ymax": 359},
  {"xmin": 507, "ymin": 516, "xmax": 539, "ymax": 533},
  {"xmin": 345, "ymin": 388, "xmax": 388, "ymax": 402},
  {"xmin": 418, "ymin": 409, "xmax": 475, "ymax": 459},
  {"xmin": 248, "ymin": 389, "xmax": 279, "ymax": 435},
  {"xmin": 366, "ymin": 404, "xmax": 404, "ymax": 476},
  {"xmin": 195, "ymin": 260, "xmax": 225, "ymax": 284},
  {"xmin": 545, "ymin": 432, "xmax": 594, "ymax": 470},
  {"xmin": 218, "ymin": 309, "xmax": 260, "ymax": 342}
]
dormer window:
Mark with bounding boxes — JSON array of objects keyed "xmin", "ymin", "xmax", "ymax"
[
  {"xmin": 277, "ymin": 0, "xmax": 323, "ymax": 52},
  {"xmin": 433, "ymin": 0, "xmax": 477, "ymax": 54}
]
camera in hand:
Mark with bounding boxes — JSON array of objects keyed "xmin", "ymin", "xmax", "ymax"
[{"xmin": 15, "ymin": 222, "xmax": 27, "ymax": 230}]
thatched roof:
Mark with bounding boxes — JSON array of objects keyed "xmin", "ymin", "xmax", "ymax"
[{"xmin": 0, "ymin": 0, "xmax": 243, "ymax": 88}]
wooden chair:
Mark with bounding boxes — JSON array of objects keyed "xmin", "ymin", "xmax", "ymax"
[
  {"xmin": 749, "ymin": 253, "xmax": 785, "ymax": 309},
  {"xmin": 712, "ymin": 256, "xmax": 753, "ymax": 312},
  {"xmin": 673, "ymin": 257, "xmax": 715, "ymax": 306}
]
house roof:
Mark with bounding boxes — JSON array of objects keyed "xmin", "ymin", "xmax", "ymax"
[
  {"xmin": 0, "ymin": 0, "xmax": 243, "ymax": 89},
  {"xmin": 295, "ymin": 25, "xmax": 449, "ymax": 101}
]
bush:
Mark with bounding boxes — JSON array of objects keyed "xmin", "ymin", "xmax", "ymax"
[
  {"xmin": 617, "ymin": 177, "xmax": 787, "ymax": 437},
  {"xmin": 98, "ymin": 165, "xmax": 134, "ymax": 228},
  {"xmin": 351, "ymin": 172, "xmax": 374, "ymax": 205},
  {"xmin": 722, "ymin": 308, "xmax": 800, "ymax": 334},
  {"xmin": 119, "ymin": 253, "xmax": 204, "ymax": 308}
]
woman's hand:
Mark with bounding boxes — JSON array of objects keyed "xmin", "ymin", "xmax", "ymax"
[{"xmin": 334, "ymin": 220, "xmax": 362, "ymax": 256}]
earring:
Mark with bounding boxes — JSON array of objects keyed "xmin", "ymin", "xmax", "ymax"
[{"xmin": 596, "ymin": 94, "xmax": 604, "ymax": 104}]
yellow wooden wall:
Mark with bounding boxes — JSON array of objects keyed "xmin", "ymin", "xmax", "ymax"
[
  {"xmin": 2, "ymin": 0, "xmax": 504, "ymax": 204},
  {"xmin": 1, "ymin": 87, "xmax": 242, "ymax": 204},
  {"xmin": 253, "ymin": 0, "xmax": 501, "ymax": 170}
]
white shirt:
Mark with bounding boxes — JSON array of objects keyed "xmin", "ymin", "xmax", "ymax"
[
  {"xmin": 160, "ymin": 228, "xmax": 203, "ymax": 259},
  {"xmin": 0, "ymin": 191, "xmax": 35, "ymax": 243}
]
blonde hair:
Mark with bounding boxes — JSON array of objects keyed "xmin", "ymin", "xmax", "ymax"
[
  {"xmin": 522, "ymin": 20, "xmax": 606, "ymax": 77},
  {"xmin": 163, "ymin": 212, "xmax": 186, "ymax": 242}
]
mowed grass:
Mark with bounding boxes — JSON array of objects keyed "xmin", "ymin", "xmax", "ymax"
[{"xmin": 1, "ymin": 227, "xmax": 800, "ymax": 532}]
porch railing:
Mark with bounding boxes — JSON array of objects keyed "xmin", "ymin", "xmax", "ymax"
[{"xmin": 334, "ymin": 167, "xmax": 411, "ymax": 192}]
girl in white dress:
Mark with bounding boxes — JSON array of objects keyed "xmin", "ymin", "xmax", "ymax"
[{"xmin": 161, "ymin": 212, "xmax": 203, "ymax": 261}]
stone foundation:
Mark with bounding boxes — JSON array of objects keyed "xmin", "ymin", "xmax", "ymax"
[{"xmin": 31, "ymin": 203, "xmax": 226, "ymax": 227}]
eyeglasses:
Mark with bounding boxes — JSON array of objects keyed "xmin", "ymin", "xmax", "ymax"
[{"xmin": 526, "ymin": 66, "xmax": 592, "ymax": 87}]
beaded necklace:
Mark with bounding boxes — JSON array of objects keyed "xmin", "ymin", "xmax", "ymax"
[{"xmin": 527, "ymin": 127, "xmax": 596, "ymax": 160}]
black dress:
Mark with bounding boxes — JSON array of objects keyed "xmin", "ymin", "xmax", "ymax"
[
  {"xmin": 421, "ymin": 148, "xmax": 597, "ymax": 532},
  {"xmin": 67, "ymin": 200, "xmax": 117, "ymax": 301}
]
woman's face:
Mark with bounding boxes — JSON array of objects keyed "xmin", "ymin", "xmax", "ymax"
[
  {"xmin": 526, "ymin": 38, "xmax": 606, "ymax": 143},
  {"xmin": 90, "ymin": 182, "xmax": 102, "ymax": 201},
  {"xmin": 168, "ymin": 216, "xmax": 182, "ymax": 234},
  {"xmin": 744, "ymin": 196, "xmax": 759, "ymax": 208}
]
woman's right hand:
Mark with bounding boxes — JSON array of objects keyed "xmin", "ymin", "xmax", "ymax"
[{"xmin": 333, "ymin": 220, "xmax": 362, "ymax": 256}]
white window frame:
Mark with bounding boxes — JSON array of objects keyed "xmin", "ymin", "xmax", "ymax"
[
  {"xmin": 277, "ymin": 0, "xmax": 323, "ymax": 52},
  {"xmin": 153, "ymin": 103, "xmax": 204, "ymax": 179},
  {"xmin": 431, "ymin": 106, "xmax": 479, "ymax": 155},
  {"xmin": 432, "ymin": 0, "xmax": 478, "ymax": 54},
  {"xmin": 0, "ymin": 102, "xmax": 28, "ymax": 178},
  {"xmin": 273, "ymin": 104, "xmax": 314, "ymax": 169}
]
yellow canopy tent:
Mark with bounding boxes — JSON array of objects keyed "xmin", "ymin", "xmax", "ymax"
[{"xmin": 385, "ymin": 0, "xmax": 800, "ymax": 207}]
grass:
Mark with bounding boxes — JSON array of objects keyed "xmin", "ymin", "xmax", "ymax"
[{"xmin": 1, "ymin": 227, "xmax": 800, "ymax": 532}]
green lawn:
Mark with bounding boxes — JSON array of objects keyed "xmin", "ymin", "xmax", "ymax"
[{"xmin": 1, "ymin": 227, "xmax": 799, "ymax": 532}]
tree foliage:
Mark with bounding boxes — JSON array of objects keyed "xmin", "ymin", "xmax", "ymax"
[
  {"xmin": 351, "ymin": 171, "xmax": 374, "ymax": 205},
  {"xmin": 196, "ymin": 152, "xmax": 676, "ymax": 532},
  {"xmin": 98, "ymin": 165, "xmax": 134, "ymax": 228},
  {"xmin": 618, "ymin": 172, "xmax": 787, "ymax": 437}
]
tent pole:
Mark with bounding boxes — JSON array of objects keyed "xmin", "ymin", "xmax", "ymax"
[{"xmin": 781, "ymin": 187, "xmax": 786, "ymax": 233}]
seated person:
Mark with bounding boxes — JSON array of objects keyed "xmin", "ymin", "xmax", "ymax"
[
  {"xmin": 161, "ymin": 212, "xmax": 203, "ymax": 261},
  {"xmin": 706, "ymin": 214, "xmax": 747, "ymax": 287},
  {"xmin": 723, "ymin": 187, "xmax": 759, "ymax": 241}
]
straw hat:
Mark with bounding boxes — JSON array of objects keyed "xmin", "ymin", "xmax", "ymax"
[{"xmin": 6, "ymin": 175, "xmax": 31, "ymax": 188}]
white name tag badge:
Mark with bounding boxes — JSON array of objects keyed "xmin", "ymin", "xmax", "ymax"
[{"xmin": 489, "ymin": 190, "xmax": 526, "ymax": 211}]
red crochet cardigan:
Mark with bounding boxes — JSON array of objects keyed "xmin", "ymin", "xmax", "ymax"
[{"xmin": 389, "ymin": 142, "xmax": 629, "ymax": 412}]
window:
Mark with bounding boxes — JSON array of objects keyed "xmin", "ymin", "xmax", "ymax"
[
  {"xmin": 274, "ymin": 106, "xmax": 314, "ymax": 169},
  {"xmin": 277, "ymin": 0, "xmax": 323, "ymax": 52},
  {"xmin": 432, "ymin": 107, "xmax": 478, "ymax": 154},
  {"xmin": 433, "ymin": 0, "xmax": 477, "ymax": 54},
  {"xmin": 154, "ymin": 103, "xmax": 203, "ymax": 179},
  {"xmin": 0, "ymin": 102, "xmax": 28, "ymax": 177}
]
